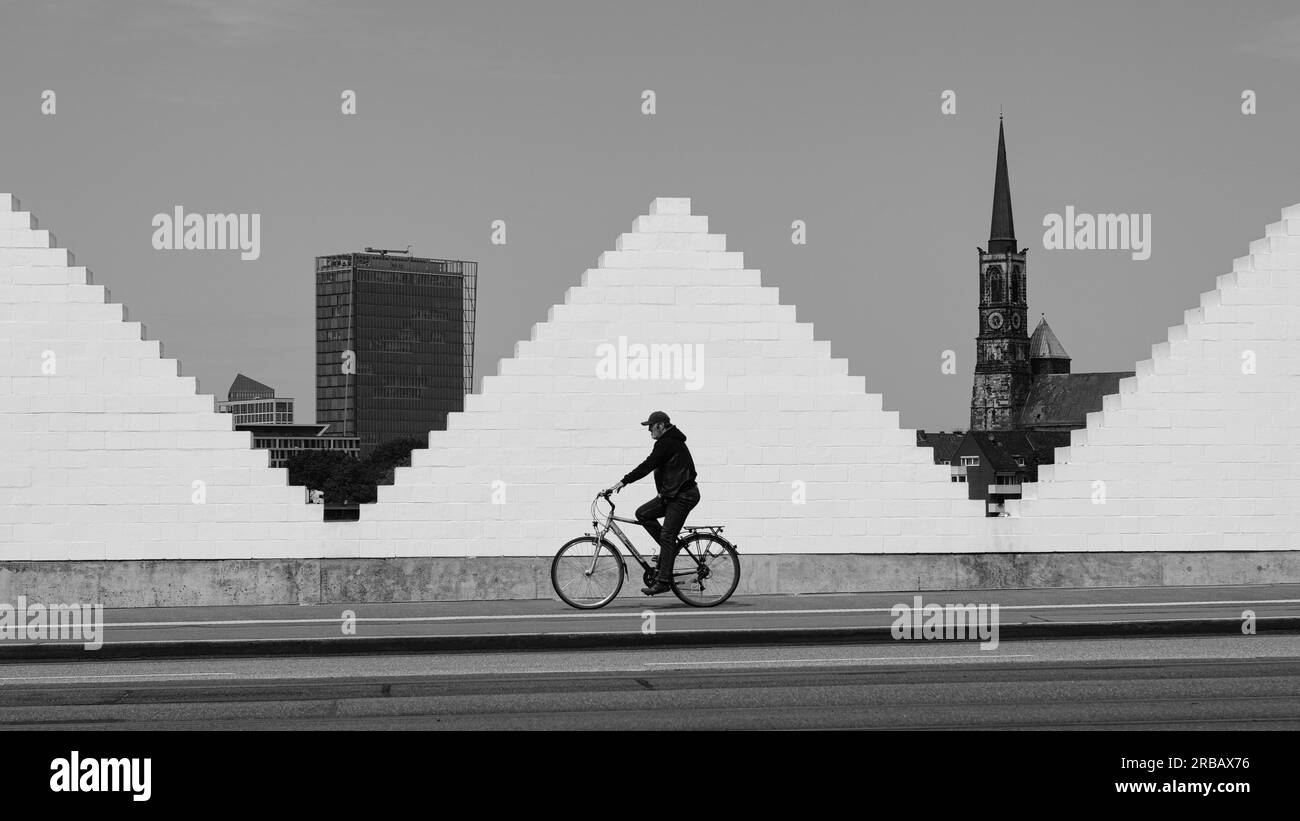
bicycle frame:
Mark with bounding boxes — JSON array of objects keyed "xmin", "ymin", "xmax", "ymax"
[
  {"xmin": 587, "ymin": 493, "xmax": 724, "ymax": 580},
  {"xmin": 590, "ymin": 494, "xmax": 655, "ymax": 573}
]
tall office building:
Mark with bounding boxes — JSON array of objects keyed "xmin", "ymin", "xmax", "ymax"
[{"xmin": 316, "ymin": 250, "xmax": 477, "ymax": 455}]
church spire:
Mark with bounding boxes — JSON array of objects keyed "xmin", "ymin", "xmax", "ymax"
[{"xmin": 988, "ymin": 117, "xmax": 1016, "ymax": 254}]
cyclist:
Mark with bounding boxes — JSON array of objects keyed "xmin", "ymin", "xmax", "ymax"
[{"xmin": 607, "ymin": 410, "xmax": 700, "ymax": 595}]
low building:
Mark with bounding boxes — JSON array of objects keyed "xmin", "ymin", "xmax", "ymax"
[
  {"xmin": 916, "ymin": 430, "xmax": 968, "ymax": 483},
  {"xmin": 952, "ymin": 430, "xmax": 1072, "ymax": 515},
  {"xmin": 217, "ymin": 373, "xmax": 294, "ymax": 425},
  {"xmin": 234, "ymin": 423, "xmax": 360, "ymax": 469},
  {"xmin": 920, "ymin": 428, "xmax": 1072, "ymax": 515}
]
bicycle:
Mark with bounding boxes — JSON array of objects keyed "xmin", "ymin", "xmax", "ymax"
[{"xmin": 551, "ymin": 490, "xmax": 741, "ymax": 609}]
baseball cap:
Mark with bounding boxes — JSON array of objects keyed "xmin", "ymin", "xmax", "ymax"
[{"xmin": 640, "ymin": 410, "xmax": 671, "ymax": 427}]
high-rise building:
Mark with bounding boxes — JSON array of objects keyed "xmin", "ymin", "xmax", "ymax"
[
  {"xmin": 315, "ymin": 250, "xmax": 477, "ymax": 455},
  {"xmin": 217, "ymin": 373, "xmax": 295, "ymax": 425}
]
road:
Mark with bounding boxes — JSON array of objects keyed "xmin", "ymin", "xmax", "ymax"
[
  {"xmin": 4, "ymin": 585, "xmax": 1299, "ymax": 658},
  {"xmin": 3, "ymin": 636, "xmax": 1299, "ymax": 729}
]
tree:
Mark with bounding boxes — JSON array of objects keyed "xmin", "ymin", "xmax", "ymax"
[
  {"xmin": 286, "ymin": 450, "xmax": 358, "ymax": 506},
  {"xmin": 287, "ymin": 436, "xmax": 427, "ymax": 507},
  {"xmin": 367, "ymin": 437, "xmax": 425, "ymax": 472}
]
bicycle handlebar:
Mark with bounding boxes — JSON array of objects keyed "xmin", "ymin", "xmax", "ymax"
[{"xmin": 591, "ymin": 491, "xmax": 613, "ymax": 528}]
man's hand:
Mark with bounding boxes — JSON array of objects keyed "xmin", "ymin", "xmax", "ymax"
[{"xmin": 609, "ymin": 482, "xmax": 625, "ymax": 494}]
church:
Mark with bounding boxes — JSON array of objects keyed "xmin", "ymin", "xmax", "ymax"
[
  {"xmin": 919, "ymin": 120, "xmax": 1134, "ymax": 513},
  {"xmin": 969, "ymin": 118, "xmax": 1134, "ymax": 433}
]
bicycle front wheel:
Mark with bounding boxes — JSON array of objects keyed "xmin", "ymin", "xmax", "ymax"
[
  {"xmin": 670, "ymin": 534, "xmax": 740, "ymax": 607},
  {"xmin": 552, "ymin": 536, "xmax": 625, "ymax": 609}
]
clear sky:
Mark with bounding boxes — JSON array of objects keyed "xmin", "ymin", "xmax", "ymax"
[{"xmin": 3, "ymin": 0, "xmax": 1299, "ymax": 430}]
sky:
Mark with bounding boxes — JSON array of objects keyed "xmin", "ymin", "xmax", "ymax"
[{"xmin": 3, "ymin": 0, "xmax": 1300, "ymax": 431}]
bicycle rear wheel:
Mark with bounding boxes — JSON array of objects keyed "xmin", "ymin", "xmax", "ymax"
[
  {"xmin": 552, "ymin": 536, "xmax": 625, "ymax": 609},
  {"xmin": 670, "ymin": 534, "xmax": 740, "ymax": 607}
]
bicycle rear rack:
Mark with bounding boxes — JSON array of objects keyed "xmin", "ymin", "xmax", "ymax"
[{"xmin": 683, "ymin": 525, "xmax": 724, "ymax": 536}]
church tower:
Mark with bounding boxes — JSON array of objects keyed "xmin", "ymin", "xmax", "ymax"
[{"xmin": 970, "ymin": 118, "xmax": 1031, "ymax": 431}]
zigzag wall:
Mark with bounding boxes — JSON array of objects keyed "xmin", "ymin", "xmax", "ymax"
[
  {"xmin": 366, "ymin": 197, "xmax": 985, "ymax": 556},
  {"xmin": 1002, "ymin": 208, "xmax": 1300, "ymax": 550},
  {"xmin": 0, "ymin": 194, "xmax": 329, "ymax": 560},
  {"xmin": 1, "ymin": 194, "xmax": 1297, "ymax": 559}
]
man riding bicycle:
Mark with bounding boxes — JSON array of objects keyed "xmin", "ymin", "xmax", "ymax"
[{"xmin": 607, "ymin": 410, "xmax": 700, "ymax": 596}]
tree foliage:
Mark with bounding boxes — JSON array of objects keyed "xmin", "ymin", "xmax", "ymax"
[{"xmin": 286, "ymin": 436, "xmax": 426, "ymax": 506}]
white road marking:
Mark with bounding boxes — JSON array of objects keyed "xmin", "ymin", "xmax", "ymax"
[
  {"xmin": 3, "ymin": 614, "xmax": 1288, "ymax": 652},
  {"xmin": 71, "ymin": 598, "xmax": 1300, "ymax": 631},
  {"xmin": 0, "ymin": 672, "xmax": 238, "ymax": 683},
  {"xmin": 644, "ymin": 654, "xmax": 1036, "ymax": 666}
]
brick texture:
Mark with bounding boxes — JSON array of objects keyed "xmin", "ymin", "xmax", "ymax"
[{"xmin": 1, "ymin": 195, "xmax": 1296, "ymax": 558}]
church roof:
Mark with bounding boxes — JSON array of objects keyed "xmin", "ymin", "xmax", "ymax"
[
  {"xmin": 1029, "ymin": 317, "xmax": 1071, "ymax": 360},
  {"xmin": 916, "ymin": 430, "xmax": 967, "ymax": 464},
  {"xmin": 227, "ymin": 373, "xmax": 276, "ymax": 401},
  {"xmin": 1018, "ymin": 372, "xmax": 1133, "ymax": 429},
  {"xmin": 1023, "ymin": 430, "xmax": 1073, "ymax": 458},
  {"xmin": 988, "ymin": 119, "xmax": 1017, "ymax": 254}
]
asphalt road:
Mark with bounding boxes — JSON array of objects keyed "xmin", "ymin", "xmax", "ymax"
[
  {"xmin": 3, "ymin": 636, "xmax": 1299, "ymax": 729},
  {"xmin": 5, "ymin": 585, "xmax": 1299, "ymax": 658}
]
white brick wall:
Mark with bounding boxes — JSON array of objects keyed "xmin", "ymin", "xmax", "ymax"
[
  {"xmin": 2, "ymin": 194, "xmax": 1297, "ymax": 558},
  {"xmin": 1007, "ymin": 208, "xmax": 1300, "ymax": 547},
  {"xmin": 0, "ymin": 195, "xmax": 329, "ymax": 560}
]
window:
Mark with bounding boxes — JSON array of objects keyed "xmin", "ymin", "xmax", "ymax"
[
  {"xmin": 960, "ymin": 456, "xmax": 979, "ymax": 467},
  {"xmin": 986, "ymin": 265, "xmax": 1002, "ymax": 303},
  {"xmin": 1014, "ymin": 456, "xmax": 1026, "ymax": 467}
]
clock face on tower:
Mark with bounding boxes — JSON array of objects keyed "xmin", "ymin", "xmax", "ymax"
[
  {"xmin": 1011, "ymin": 313, "xmax": 1022, "ymax": 330},
  {"xmin": 988, "ymin": 312, "xmax": 1004, "ymax": 331}
]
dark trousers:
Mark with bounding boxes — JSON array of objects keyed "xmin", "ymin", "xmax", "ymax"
[{"xmin": 635, "ymin": 486, "xmax": 701, "ymax": 583}]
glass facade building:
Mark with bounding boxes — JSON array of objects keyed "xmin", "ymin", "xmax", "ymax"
[{"xmin": 316, "ymin": 251, "xmax": 477, "ymax": 456}]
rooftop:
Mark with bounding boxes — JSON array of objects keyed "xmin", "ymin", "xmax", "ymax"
[{"xmin": 1019, "ymin": 372, "xmax": 1133, "ymax": 429}]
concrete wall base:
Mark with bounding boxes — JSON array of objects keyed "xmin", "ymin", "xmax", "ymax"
[{"xmin": 3, "ymin": 552, "xmax": 1298, "ymax": 608}]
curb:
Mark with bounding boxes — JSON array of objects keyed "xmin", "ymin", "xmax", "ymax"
[
  {"xmin": 2, "ymin": 617, "xmax": 1298, "ymax": 661},
  {"xmin": 8, "ymin": 553, "xmax": 1300, "ymax": 609}
]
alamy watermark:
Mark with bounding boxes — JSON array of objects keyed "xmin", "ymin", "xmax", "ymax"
[
  {"xmin": 1042, "ymin": 205, "xmax": 1151, "ymax": 261},
  {"xmin": 595, "ymin": 336, "xmax": 704, "ymax": 390},
  {"xmin": 50, "ymin": 751, "xmax": 151, "ymax": 802},
  {"xmin": 890, "ymin": 595, "xmax": 1000, "ymax": 650},
  {"xmin": 151, "ymin": 205, "xmax": 261, "ymax": 260},
  {"xmin": 0, "ymin": 596, "xmax": 104, "ymax": 650}
]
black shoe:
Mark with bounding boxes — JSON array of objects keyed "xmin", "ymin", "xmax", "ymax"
[{"xmin": 641, "ymin": 580, "xmax": 672, "ymax": 596}]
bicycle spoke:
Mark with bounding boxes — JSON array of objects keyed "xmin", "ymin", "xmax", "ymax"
[
  {"xmin": 552, "ymin": 539, "xmax": 622, "ymax": 607},
  {"xmin": 670, "ymin": 536, "xmax": 738, "ymax": 606}
]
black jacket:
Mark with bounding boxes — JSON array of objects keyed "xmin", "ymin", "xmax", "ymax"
[{"xmin": 622, "ymin": 426, "xmax": 698, "ymax": 499}]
